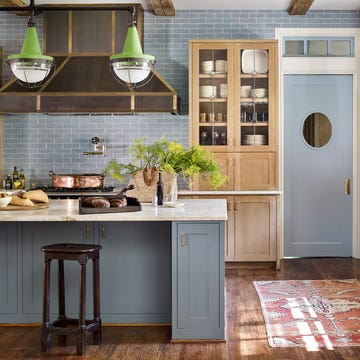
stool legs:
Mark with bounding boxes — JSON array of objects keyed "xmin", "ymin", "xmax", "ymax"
[
  {"xmin": 41, "ymin": 257, "xmax": 51, "ymax": 352},
  {"xmin": 40, "ymin": 246, "xmax": 102, "ymax": 356},
  {"xmin": 77, "ymin": 260, "xmax": 87, "ymax": 355},
  {"xmin": 93, "ymin": 257, "xmax": 102, "ymax": 345}
]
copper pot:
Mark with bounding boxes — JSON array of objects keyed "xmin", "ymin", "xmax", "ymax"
[{"xmin": 49, "ymin": 170, "xmax": 105, "ymax": 188}]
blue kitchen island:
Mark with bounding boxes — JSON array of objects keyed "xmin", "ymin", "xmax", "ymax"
[{"xmin": 0, "ymin": 199, "xmax": 227, "ymax": 341}]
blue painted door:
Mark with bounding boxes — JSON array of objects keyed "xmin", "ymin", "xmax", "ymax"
[{"xmin": 284, "ymin": 75, "xmax": 353, "ymax": 257}]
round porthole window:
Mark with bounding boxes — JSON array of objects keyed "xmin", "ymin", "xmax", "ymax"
[{"xmin": 302, "ymin": 112, "xmax": 332, "ymax": 148}]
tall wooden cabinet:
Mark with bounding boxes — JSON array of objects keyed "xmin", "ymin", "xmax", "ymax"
[{"xmin": 189, "ymin": 40, "xmax": 279, "ymax": 264}]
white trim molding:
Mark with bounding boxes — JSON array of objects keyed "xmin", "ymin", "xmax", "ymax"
[{"xmin": 275, "ymin": 28, "xmax": 360, "ymax": 259}]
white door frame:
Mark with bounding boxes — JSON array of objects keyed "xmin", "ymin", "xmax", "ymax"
[{"xmin": 275, "ymin": 28, "xmax": 360, "ymax": 259}]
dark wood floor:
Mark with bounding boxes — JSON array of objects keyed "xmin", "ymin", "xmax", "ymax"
[{"xmin": 1, "ymin": 258, "xmax": 360, "ymax": 359}]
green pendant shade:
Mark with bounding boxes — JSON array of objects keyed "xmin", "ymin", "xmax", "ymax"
[
  {"xmin": 7, "ymin": 23, "xmax": 54, "ymax": 86},
  {"xmin": 110, "ymin": 26, "xmax": 155, "ymax": 62},
  {"xmin": 8, "ymin": 26, "xmax": 53, "ymax": 61},
  {"xmin": 110, "ymin": 24, "xmax": 156, "ymax": 88}
]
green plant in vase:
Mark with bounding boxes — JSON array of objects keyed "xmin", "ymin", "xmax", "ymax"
[{"xmin": 104, "ymin": 137, "xmax": 226, "ymax": 189}]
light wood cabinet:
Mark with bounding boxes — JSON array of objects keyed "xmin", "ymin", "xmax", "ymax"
[
  {"xmin": 188, "ymin": 39, "xmax": 279, "ymax": 265},
  {"xmin": 232, "ymin": 195, "xmax": 277, "ymax": 262},
  {"xmin": 178, "ymin": 194, "xmax": 278, "ymax": 263},
  {"xmin": 189, "ymin": 40, "xmax": 278, "ymax": 190},
  {"xmin": 195, "ymin": 152, "xmax": 276, "ymax": 191}
]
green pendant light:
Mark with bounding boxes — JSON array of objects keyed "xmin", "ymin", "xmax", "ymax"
[
  {"xmin": 110, "ymin": 6, "xmax": 155, "ymax": 89},
  {"xmin": 7, "ymin": 0, "xmax": 54, "ymax": 88}
]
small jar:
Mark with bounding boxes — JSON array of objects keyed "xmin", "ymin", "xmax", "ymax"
[{"xmin": 152, "ymin": 195, "xmax": 158, "ymax": 207}]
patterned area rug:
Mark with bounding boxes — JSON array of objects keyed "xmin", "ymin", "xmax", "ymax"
[{"xmin": 253, "ymin": 279, "xmax": 360, "ymax": 348}]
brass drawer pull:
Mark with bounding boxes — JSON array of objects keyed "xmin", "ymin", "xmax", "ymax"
[
  {"xmin": 345, "ymin": 178, "xmax": 351, "ymax": 195},
  {"xmin": 180, "ymin": 232, "xmax": 186, "ymax": 247}
]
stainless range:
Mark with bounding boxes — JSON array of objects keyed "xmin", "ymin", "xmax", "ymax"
[{"xmin": 33, "ymin": 186, "xmax": 115, "ymax": 199}]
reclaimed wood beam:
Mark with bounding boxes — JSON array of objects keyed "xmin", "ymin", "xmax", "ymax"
[
  {"xmin": 0, "ymin": 0, "xmax": 28, "ymax": 16},
  {"xmin": 287, "ymin": 0, "xmax": 314, "ymax": 15},
  {"xmin": 150, "ymin": 0, "xmax": 175, "ymax": 16},
  {"xmin": 0, "ymin": 0, "xmax": 25, "ymax": 6}
]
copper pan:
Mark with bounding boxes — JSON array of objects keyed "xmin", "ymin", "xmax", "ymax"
[{"xmin": 49, "ymin": 170, "xmax": 105, "ymax": 188}]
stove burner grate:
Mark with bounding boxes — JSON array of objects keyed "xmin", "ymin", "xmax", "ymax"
[{"xmin": 32, "ymin": 186, "xmax": 115, "ymax": 193}]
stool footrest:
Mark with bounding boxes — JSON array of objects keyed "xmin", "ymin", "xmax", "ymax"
[{"xmin": 49, "ymin": 316, "xmax": 101, "ymax": 332}]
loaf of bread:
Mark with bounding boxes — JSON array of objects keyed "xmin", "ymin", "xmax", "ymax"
[
  {"xmin": 11, "ymin": 190, "xmax": 27, "ymax": 199},
  {"xmin": 110, "ymin": 198, "xmax": 127, "ymax": 207},
  {"xmin": 82, "ymin": 197, "xmax": 110, "ymax": 208},
  {"xmin": 24, "ymin": 190, "xmax": 49, "ymax": 203},
  {"xmin": 10, "ymin": 196, "xmax": 34, "ymax": 207}
]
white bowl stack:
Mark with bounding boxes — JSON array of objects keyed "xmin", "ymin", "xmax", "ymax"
[
  {"xmin": 215, "ymin": 60, "xmax": 227, "ymax": 73},
  {"xmin": 251, "ymin": 88, "xmax": 268, "ymax": 98},
  {"xmin": 199, "ymin": 85, "xmax": 217, "ymax": 98},
  {"xmin": 201, "ymin": 61, "xmax": 214, "ymax": 73},
  {"xmin": 244, "ymin": 134, "xmax": 266, "ymax": 146},
  {"xmin": 240, "ymin": 85, "xmax": 252, "ymax": 98}
]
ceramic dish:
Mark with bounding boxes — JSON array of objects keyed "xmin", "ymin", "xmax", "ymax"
[
  {"xmin": 163, "ymin": 202, "xmax": 185, "ymax": 208},
  {"xmin": 241, "ymin": 50, "xmax": 269, "ymax": 74}
]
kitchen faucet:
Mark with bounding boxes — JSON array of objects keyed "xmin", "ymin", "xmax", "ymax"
[{"xmin": 82, "ymin": 137, "xmax": 107, "ymax": 156}]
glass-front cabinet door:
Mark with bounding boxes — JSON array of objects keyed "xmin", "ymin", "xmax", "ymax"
[
  {"xmin": 234, "ymin": 42, "xmax": 277, "ymax": 151},
  {"xmin": 189, "ymin": 40, "xmax": 278, "ymax": 191},
  {"xmin": 190, "ymin": 43, "xmax": 233, "ymax": 151}
]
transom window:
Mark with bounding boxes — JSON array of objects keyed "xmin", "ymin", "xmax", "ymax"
[{"xmin": 283, "ymin": 37, "xmax": 354, "ymax": 57}]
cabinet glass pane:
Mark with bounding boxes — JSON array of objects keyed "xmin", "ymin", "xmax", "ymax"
[
  {"xmin": 330, "ymin": 40, "xmax": 351, "ymax": 56},
  {"xmin": 284, "ymin": 40, "xmax": 304, "ymax": 56},
  {"xmin": 307, "ymin": 40, "xmax": 328, "ymax": 56},
  {"xmin": 240, "ymin": 49, "xmax": 269, "ymax": 147},
  {"xmin": 198, "ymin": 49, "xmax": 228, "ymax": 146}
]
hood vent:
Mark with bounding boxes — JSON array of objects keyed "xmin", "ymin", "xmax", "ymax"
[{"xmin": 0, "ymin": 6, "xmax": 179, "ymax": 114}]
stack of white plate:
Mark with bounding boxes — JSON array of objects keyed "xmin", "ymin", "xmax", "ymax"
[
  {"xmin": 240, "ymin": 85, "xmax": 252, "ymax": 98},
  {"xmin": 215, "ymin": 60, "xmax": 227, "ymax": 73},
  {"xmin": 219, "ymin": 83, "xmax": 227, "ymax": 98},
  {"xmin": 201, "ymin": 61, "xmax": 214, "ymax": 73},
  {"xmin": 199, "ymin": 85, "xmax": 217, "ymax": 98},
  {"xmin": 244, "ymin": 134, "xmax": 266, "ymax": 145},
  {"xmin": 251, "ymin": 88, "xmax": 268, "ymax": 98}
]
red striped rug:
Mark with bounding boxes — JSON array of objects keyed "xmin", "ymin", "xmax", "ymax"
[{"xmin": 253, "ymin": 279, "xmax": 360, "ymax": 348}]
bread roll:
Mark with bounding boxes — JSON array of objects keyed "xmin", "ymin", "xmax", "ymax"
[
  {"xmin": 24, "ymin": 190, "xmax": 49, "ymax": 203},
  {"xmin": 82, "ymin": 197, "xmax": 110, "ymax": 208},
  {"xmin": 10, "ymin": 196, "xmax": 34, "ymax": 207},
  {"xmin": 11, "ymin": 190, "xmax": 27, "ymax": 199},
  {"xmin": 110, "ymin": 198, "xmax": 127, "ymax": 207},
  {"xmin": 91, "ymin": 197, "xmax": 110, "ymax": 208}
]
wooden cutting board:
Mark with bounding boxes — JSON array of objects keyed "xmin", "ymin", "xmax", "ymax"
[{"xmin": 0, "ymin": 203, "xmax": 48, "ymax": 211}]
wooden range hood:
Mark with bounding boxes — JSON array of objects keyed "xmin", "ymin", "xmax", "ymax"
[{"xmin": 0, "ymin": 5, "xmax": 179, "ymax": 114}]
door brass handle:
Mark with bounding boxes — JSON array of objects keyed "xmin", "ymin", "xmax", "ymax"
[
  {"xmin": 345, "ymin": 178, "xmax": 351, "ymax": 195},
  {"xmin": 180, "ymin": 232, "xmax": 186, "ymax": 247},
  {"xmin": 86, "ymin": 225, "xmax": 91, "ymax": 240}
]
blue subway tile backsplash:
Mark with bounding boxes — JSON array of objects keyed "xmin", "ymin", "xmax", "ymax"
[{"xmin": 1, "ymin": 9, "xmax": 359, "ymax": 187}]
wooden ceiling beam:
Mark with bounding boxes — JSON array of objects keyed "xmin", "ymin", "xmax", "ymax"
[
  {"xmin": 150, "ymin": 0, "xmax": 175, "ymax": 16},
  {"xmin": 0, "ymin": 0, "xmax": 27, "ymax": 16},
  {"xmin": 288, "ymin": 0, "xmax": 314, "ymax": 15},
  {"xmin": 0, "ymin": 0, "xmax": 25, "ymax": 6}
]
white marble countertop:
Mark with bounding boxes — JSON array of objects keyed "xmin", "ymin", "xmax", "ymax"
[
  {"xmin": 178, "ymin": 190, "xmax": 282, "ymax": 195},
  {"xmin": 0, "ymin": 199, "xmax": 227, "ymax": 222}
]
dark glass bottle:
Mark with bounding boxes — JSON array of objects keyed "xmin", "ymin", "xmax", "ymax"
[
  {"xmin": 5, "ymin": 174, "xmax": 12, "ymax": 190},
  {"xmin": 19, "ymin": 168, "xmax": 25, "ymax": 190},
  {"xmin": 12, "ymin": 166, "xmax": 21, "ymax": 190},
  {"xmin": 156, "ymin": 171, "xmax": 164, "ymax": 206}
]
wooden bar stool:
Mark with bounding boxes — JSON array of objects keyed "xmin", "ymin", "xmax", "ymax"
[{"xmin": 41, "ymin": 243, "xmax": 102, "ymax": 355}]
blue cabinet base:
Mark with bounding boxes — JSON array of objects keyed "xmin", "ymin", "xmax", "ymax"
[{"xmin": 0, "ymin": 220, "xmax": 225, "ymax": 340}]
